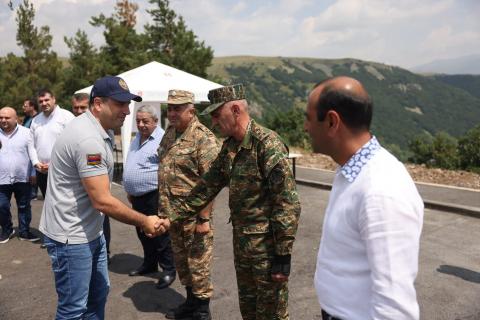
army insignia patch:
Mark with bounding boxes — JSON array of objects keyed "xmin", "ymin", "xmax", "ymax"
[
  {"xmin": 87, "ymin": 154, "xmax": 102, "ymax": 165},
  {"xmin": 118, "ymin": 79, "xmax": 129, "ymax": 90}
]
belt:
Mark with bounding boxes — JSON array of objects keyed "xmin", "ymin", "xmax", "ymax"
[{"xmin": 322, "ymin": 310, "xmax": 342, "ymax": 320}]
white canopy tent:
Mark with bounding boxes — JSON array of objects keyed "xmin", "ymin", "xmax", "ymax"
[{"xmin": 76, "ymin": 61, "xmax": 222, "ymax": 163}]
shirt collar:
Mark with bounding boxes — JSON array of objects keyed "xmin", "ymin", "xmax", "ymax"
[
  {"xmin": 340, "ymin": 136, "xmax": 380, "ymax": 183},
  {"xmin": 239, "ymin": 120, "xmax": 253, "ymax": 150},
  {"xmin": 85, "ymin": 110, "xmax": 110, "ymax": 141},
  {"xmin": 0, "ymin": 124, "xmax": 19, "ymax": 137}
]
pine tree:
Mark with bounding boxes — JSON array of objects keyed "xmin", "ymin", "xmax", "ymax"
[
  {"xmin": 0, "ymin": 0, "xmax": 62, "ymax": 110},
  {"xmin": 145, "ymin": 0, "xmax": 214, "ymax": 77}
]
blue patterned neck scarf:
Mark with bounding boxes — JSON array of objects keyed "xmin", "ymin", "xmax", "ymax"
[{"xmin": 340, "ymin": 136, "xmax": 381, "ymax": 183}]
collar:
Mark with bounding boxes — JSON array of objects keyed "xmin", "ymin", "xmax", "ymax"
[
  {"xmin": 86, "ymin": 110, "xmax": 111, "ymax": 141},
  {"xmin": 340, "ymin": 136, "xmax": 380, "ymax": 183},
  {"xmin": 176, "ymin": 116, "xmax": 199, "ymax": 142},
  {"xmin": 137, "ymin": 126, "xmax": 162, "ymax": 144},
  {"xmin": 0, "ymin": 124, "xmax": 19, "ymax": 137},
  {"xmin": 239, "ymin": 120, "xmax": 253, "ymax": 150}
]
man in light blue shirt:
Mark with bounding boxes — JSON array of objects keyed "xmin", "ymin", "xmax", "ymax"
[
  {"xmin": 123, "ymin": 105, "xmax": 176, "ymax": 288},
  {"xmin": 0, "ymin": 107, "xmax": 39, "ymax": 243}
]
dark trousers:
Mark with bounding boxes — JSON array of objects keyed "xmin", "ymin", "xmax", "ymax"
[
  {"xmin": 103, "ymin": 215, "xmax": 111, "ymax": 254},
  {"xmin": 36, "ymin": 171, "xmax": 48, "ymax": 199},
  {"xmin": 322, "ymin": 310, "xmax": 342, "ymax": 320},
  {"xmin": 0, "ymin": 183, "xmax": 32, "ymax": 234},
  {"xmin": 131, "ymin": 190, "xmax": 175, "ymax": 274}
]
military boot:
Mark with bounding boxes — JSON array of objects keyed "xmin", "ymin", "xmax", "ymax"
[
  {"xmin": 165, "ymin": 287, "xmax": 196, "ymax": 319},
  {"xmin": 192, "ymin": 297, "xmax": 211, "ymax": 320}
]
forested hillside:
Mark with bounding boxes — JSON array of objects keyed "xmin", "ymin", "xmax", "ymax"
[{"xmin": 208, "ymin": 56, "xmax": 480, "ymax": 149}]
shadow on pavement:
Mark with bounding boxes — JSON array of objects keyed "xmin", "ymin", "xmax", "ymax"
[
  {"xmin": 123, "ymin": 281, "xmax": 185, "ymax": 314},
  {"xmin": 109, "ymin": 253, "xmax": 144, "ymax": 274},
  {"xmin": 437, "ymin": 265, "xmax": 480, "ymax": 284}
]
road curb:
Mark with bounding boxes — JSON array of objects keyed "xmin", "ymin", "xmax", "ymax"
[{"xmin": 296, "ymin": 178, "xmax": 480, "ymax": 219}]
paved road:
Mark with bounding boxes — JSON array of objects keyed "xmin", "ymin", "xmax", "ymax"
[
  {"xmin": 296, "ymin": 166, "xmax": 480, "ymax": 210},
  {"xmin": 1, "ymin": 184, "xmax": 479, "ymax": 319}
]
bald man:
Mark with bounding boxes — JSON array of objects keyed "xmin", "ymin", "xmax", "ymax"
[
  {"xmin": 0, "ymin": 107, "xmax": 39, "ymax": 243},
  {"xmin": 304, "ymin": 77, "xmax": 424, "ymax": 320}
]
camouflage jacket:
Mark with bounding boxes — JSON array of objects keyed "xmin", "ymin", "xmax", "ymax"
[
  {"xmin": 172, "ymin": 119, "xmax": 301, "ymax": 256},
  {"xmin": 158, "ymin": 116, "xmax": 220, "ymax": 216}
]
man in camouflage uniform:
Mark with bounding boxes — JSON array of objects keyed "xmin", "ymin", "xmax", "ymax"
[
  {"xmin": 163, "ymin": 84, "xmax": 301, "ymax": 320},
  {"xmin": 158, "ymin": 89, "xmax": 220, "ymax": 320}
]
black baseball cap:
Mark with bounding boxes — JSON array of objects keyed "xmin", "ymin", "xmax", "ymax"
[{"xmin": 90, "ymin": 76, "xmax": 142, "ymax": 103}]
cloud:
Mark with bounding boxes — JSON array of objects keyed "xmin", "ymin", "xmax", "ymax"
[{"xmin": 0, "ymin": 0, "xmax": 478, "ymax": 69}]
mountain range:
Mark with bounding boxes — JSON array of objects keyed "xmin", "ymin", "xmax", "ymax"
[{"xmin": 207, "ymin": 56, "xmax": 480, "ymax": 149}]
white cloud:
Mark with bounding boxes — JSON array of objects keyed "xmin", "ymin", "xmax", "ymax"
[{"xmin": 0, "ymin": 0, "xmax": 478, "ymax": 69}]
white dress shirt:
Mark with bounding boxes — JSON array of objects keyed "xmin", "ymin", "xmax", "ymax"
[
  {"xmin": 0, "ymin": 125, "xmax": 35, "ymax": 184},
  {"xmin": 314, "ymin": 138, "xmax": 424, "ymax": 320},
  {"xmin": 29, "ymin": 106, "xmax": 74, "ymax": 166}
]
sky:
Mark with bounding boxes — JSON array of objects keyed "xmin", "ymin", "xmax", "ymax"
[{"xmin": 0, "ymin": 0, "xmax": 479, "ymax": 69}]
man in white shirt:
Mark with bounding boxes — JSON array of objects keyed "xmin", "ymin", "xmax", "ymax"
[
  {"xmin": 29, "ymin": 89, "xmax": 74, "ymax": 199},
  {"xmin": 304, "ymin": 77, "xmax": 424, "ymax": 320}
]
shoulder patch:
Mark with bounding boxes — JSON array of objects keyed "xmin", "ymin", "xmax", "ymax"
[{"xmin": 87, "ymin": 153, "xmax": 102, "ymax": 165}]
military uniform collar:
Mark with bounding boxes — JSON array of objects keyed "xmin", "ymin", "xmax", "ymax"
[
  {"xmin": 238, "ymin": 119, "xmax": 254, "ymax": 150},
  {"xmin": 175, "ymin": 116, "xmax": 200, "ymax": 142}
]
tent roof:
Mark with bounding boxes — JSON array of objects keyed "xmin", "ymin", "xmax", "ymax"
[{"xmin": 76, "ymin": 61, "xmax": 222, "ymax": 103}]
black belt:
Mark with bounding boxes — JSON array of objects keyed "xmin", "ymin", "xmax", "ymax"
[{"xmin": 322, "ymin": 310, "xmax": 342, "ymax": 320}]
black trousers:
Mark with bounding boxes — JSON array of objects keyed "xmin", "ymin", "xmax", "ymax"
[
  {"xmin": 103, "ymin": 215, "xmax": 111, "ymax": 254},
  {"xmin": 36, "ymin": 171, "xmax": 48, "ymax": 199},
  {"xmin": 131, "ymin": 190, "xmax": 175, "ymax": 274}
]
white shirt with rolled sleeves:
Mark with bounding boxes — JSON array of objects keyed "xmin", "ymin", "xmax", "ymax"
[
  {"xmin": 39, "ymin": 111, "xmax": 114, "ymax": 244},
  {"xmin": 28, "ymin": 105, "xmax": 74, "ymax": 166},
  {"xmin": 314, "ymin": 138, "xmax": 424, "ymax": 320}
]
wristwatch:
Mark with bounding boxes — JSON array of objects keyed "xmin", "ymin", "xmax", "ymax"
[{"xmin": 197, "ymin": 216, "xmax": 210, "ymax": 224}]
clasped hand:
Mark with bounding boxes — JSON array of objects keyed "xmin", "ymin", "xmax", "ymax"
[{"xmin": 142, "ymin": 216, "xmax": 170, "ymax": 237}]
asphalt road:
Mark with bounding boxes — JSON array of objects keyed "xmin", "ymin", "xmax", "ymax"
[{"xmin": 1, "ymin": 184, "xmax": 479, "ymax": 320}]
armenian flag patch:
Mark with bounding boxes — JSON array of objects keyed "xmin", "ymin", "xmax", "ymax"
[{"xmin": 87, "ymin": 154, "xmax": 102, "ymax": 165}]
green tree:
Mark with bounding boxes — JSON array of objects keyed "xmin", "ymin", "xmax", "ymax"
[
  {"xmin": 408, "ymin": 133, "xmax": 433, "ymax": 164},
  {"xmin": 264, "ymin": 108, "xmax": 310, "ymax": 149},
  {"xmin": 431, "ymin": 131, "xmax": 459, "ymax": 169},
  {"xmin": 144, "ymin": 0, "xmax": 214, "ymax": 77},
  {"xmin": 61, "ymin": 30, "xmax": 101, "ymax": 102},
  {"xmin": 458, "ymin": 125, "xmax": 480, "ymax": 171},
  {"xmin": 90, "ymin": 0, "xmax": 149, "ymax": 76},
  {"xmin": 0, "ymin": 0, "xmax": 62, "ymax": 109}
]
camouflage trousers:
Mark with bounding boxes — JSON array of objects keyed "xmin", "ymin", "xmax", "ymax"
[
  {"xmin": 234, "ymin": 255, "xmax": 289, "ymax": 320},
  {"xmin": 170, "ymin": 217, "xmax": 213, "ymax": 299}
]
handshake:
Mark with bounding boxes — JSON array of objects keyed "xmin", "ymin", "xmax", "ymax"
[{"xmin": 142, "ymin": 215, "xmax": 170, "ymax": 237}]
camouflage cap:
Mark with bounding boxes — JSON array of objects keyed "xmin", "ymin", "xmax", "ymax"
[
  {"xmin": 200, "ymin": 84, "xmax": 246, "ymax": 115},
  {"xmin": 167, "ymin": 89, "xmax": 194, "ymax": 105}
]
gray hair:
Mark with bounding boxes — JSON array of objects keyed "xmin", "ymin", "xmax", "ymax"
[{"xmin": 137, "ymin": 105, "xmax": 158, "ymax": 120}]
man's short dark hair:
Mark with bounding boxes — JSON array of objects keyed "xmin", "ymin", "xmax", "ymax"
[
  {"xmin": 25, "ymin": 98, "xmax": 38, "ymax": 112},
  {"xmin": 316, "ymin": 84, "xmax": 373, "ymax": 131},
  {"xmin": 73, "ymin": 93, "xmax": 90, "ymax": 101},
  {"xmin": 37, "ymin": 88, "xmax": 54, "ymax": 98}
]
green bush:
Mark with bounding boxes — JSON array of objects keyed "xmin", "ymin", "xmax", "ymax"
[{"xmin": 458, "ymin": 125, "xmax": 480, "ymax": 171}]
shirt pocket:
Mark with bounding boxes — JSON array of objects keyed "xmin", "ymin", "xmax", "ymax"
[{"xmin": 173, "ymin": 144, "xmax": 196, "ymax": 173}]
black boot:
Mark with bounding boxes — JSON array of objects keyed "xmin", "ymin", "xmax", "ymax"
[
  {"xmin": 166, "ymin": 287, "xmax": 196, "ymax": 319},
  {"xmin": 192, "ymin": 297, "xmax": 211, "ymax": 320}
]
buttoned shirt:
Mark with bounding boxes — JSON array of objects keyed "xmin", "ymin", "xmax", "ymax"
[
  {"xmin": 123, "ymin": 126, "xmax": 165, "ymax": 197},
  {"xmin": 314, "ymin": 137, "xmax": 424, "ymax": 320},
  {"xmin": 0, "ymin": 125, "xmax": 35, "ymax": 185},
  {"xmin": 29, "ymin": 105, "xmax": 74, "ymax": 166}
]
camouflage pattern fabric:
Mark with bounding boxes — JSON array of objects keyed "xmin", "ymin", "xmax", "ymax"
[
  {"xmin": 201, "ymin": 84, "xmax": 246, "ymax": 115},
  {"xmin": 171, "ymin": 119, "xmax": 301, "ymax": 319},
  {"xmin": 170, "ymin": 217, "xmax": 214, "ymax": 299},
  {"xmin": 158, "ymin": 116, "xmax": 220, "ymax": 299}
]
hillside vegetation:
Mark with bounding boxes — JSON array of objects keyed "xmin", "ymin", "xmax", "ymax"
[{"xmin": 208, "ymin": 56, "xmax": 480, "ymax": 149}]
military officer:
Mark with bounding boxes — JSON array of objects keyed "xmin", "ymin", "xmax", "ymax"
[
  {"xmin": 162, "ymin": 84, "xmax": 301, "ymax": 320},
  {"xmin": 158, "ymin": 89, "xmax": 220, "ymax": 320}
]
